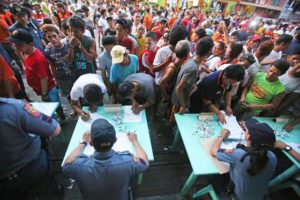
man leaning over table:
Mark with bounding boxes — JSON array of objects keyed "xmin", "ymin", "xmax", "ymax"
[
  {"xmin": 70, "ymin": 73, "xmax": 109, "ymax": 121},
  {"xmin": 118, "ymin": 73, "xmax": 157, "ymax": 114},
  {"xmin": 63, "ymin": 118, "xmax": 149, "ymax": 200}
]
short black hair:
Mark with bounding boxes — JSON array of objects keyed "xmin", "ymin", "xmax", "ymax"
[
  {"xmin": 83, "ymin": 84, "xmax": 103, "ymax": 104},
  {"xmin": 195, "ymin": 37, "xmax": 214, "ymax": 57},
  {"xmin": 272, "ymin": 59, "xmax": 290, "ymax": 75},
  {"xmin": 102, "ymin": 35, "xmax": 116, "ymax": 46},
  {"xmin": 229, "ymin": 42, "xmax": 243, "ymax": 59},
  {"xmin": 291, "ymin": 47, "xmax": 300, "ymax": 55},
  {"xmin": 68, "ymin": 15, "xmax": 85, "ymax": 30},
  {"xmin": 125, "ymin": 19, "xmax": 133, "ymax": 30},
  {"xmin": 118, "ymin": 81, "xmax": 134, "ymax": 98},
  {"xmin": 194, "ymin": 28, "xmax": 206, "ymax": 39},
  {"xmin": 276, "ymin": 34, "xmax": 293, "ymax": 45},
  {"xmin": 145, "ymin": 31, "xmax": 157, "ymax": 41},
  {"xmin": 107, "ymin": 7, "xmax": 113, "ymax": 13},
  {"xmin": 223, "ymin": 64, "xmax": 245, "ymax": 81},
  {"xmin": 100, "ymin": 8, "xmax": 106, "ymax": 15},
  {"xmin": 168, "ymin": 25, "xmax": 187, "ymax": 46},
  {"xmin": 116, "ymin": 18, "xmax": 127, "ymax": 29}
]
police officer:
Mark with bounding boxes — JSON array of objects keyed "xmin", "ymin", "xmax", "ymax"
[
  {"xmin": 63, "ymin": 118, "xmax": 149, "ymax": 200},
  {"xmin": 0, "ymin": 97, "xmax": 61, "ymax": 199}
]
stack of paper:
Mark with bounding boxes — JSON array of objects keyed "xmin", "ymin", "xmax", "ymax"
[
  {"xmin": 220, "ymin": 111, "xmax": 244, "ymax": 140},
  {"xmin": 123, "ymin": 106, "xmax": 141, "ymax": 122},
  {"xmin": 83, "ymin": 133, "xmax": 134, "ymax": 156}
]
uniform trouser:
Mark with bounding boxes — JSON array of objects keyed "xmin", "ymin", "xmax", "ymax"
[{"xmin": 0, "ymin": 150, "xmax": 50, "ymax": 200}]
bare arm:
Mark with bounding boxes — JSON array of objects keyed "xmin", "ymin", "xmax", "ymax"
[
  {"xmin": 152, "ymin": 55, "xmax": 172, "ymax": 72},
  {"xmin": 275, "ymin": 140, "xmax": 300, "ymax": 162},
  {"xmin": 80, "ymin": 40, "xmax": 97, "ymax": 62},
  {"xmin": 248, "ymin": 92, "xmax": 286, "ymax": 110},
  {"xmin": 127, "ymin": 132, "xmax": 149, "ymax": 166},
  {"xmin": 64, "ymin": 132, "xmax": 90, "ymax": 165},
  {"xmin": 211, "ymin": 129, "xmax": 230, "ymax": 157},
  {"xmin": 67, "ymin": 45, "xmax": 75, "ymax": 64},
  {"xmin": 175, "ymin": 79, "xmax": 187, "ymax": 113}
]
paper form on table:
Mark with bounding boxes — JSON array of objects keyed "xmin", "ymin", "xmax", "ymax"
[
  {"xmin": 79, "ymin": 113, "xmax": 105, "ymax": 129},
  {"xmin": 123, "ymin": 106, "xmax": 141, "ymax": 122},
  {"xmin": 220, "ymin": 111, "xmax": 244, "ymax": 140}
]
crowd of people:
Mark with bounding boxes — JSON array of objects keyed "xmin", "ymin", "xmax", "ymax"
[{"xmin": 1, "ymin": 0, "xmax": 300, "ymax": 199}]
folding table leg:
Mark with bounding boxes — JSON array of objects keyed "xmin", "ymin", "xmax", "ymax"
[
  {"xmin": 269, "ymin": 165, "xmax": 298, "ymax": 188},
  {"xmin": 137, "ymin": 173, "xmax": 144, "ymax": 185},
  {"xmin": 171, "ymin": 128, "xmax": 181, "ymax": 148},
  {"xmin": 192, "ymin": 184, "xmax": 219, "ymax": 200},
  {"xmin": 180, "ymin": 171, "xmax": 197, "ymax": 196},
  {"xmin": 269, "ymin": 180, "xmax": 300, "ymax": 197}
]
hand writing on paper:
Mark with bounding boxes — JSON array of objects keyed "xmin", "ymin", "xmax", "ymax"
[
  {"xmin": 220, "ymin": 129, "xmax": 230, "ymax": 140},
  {"xmin": 131, "ymin": 103, "xmax": 140, "ymax": 114},
  {"xmin": 178, "ymin": 106, "xmax": 187, "ymax": 115},
  {"xmin": 218, "ymin": 112, "xmax": 226, "ymax": 124},
  {"xmin": 283, "ymin": 121, "xmax": 294, "ymax": 132},
  {"xmin": 82, "ymin": 132, "xmax": 91, "ymax": 143},
  {"xmin": 127, "ymin": 132, "xmax": 137, "ymax": 143},
  {"xmin": 225, "ymin": 106, "xmax": 233, "ymax": 116},
  {"xmin": 81, "ymin": 111, "xmax": 91, "ymax": 121}
]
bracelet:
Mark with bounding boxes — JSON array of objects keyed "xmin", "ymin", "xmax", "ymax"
[{"xmin": 218, "ymin": 136, "xmax": 224, "ymax": 140}]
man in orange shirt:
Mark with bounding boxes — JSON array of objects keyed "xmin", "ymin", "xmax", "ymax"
[
  {"xmin": 212, "ymin": 22, "xmax": 225, "ymax": 42},
  {"xmin": 57, "ymin": 2, "xmax": 72, "ymax": 21},
  {"xmin": 143, "ymin": 6, "xmax": 152, "ymax": 31},
  {"xmin": 0, "ymin": 55, "xmax": 22, "ymax": 98}
]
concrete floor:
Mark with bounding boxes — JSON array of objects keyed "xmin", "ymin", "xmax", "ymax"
[{"xmin": 23, "ymin": 74, "xmax": 300, "ymax": 200}]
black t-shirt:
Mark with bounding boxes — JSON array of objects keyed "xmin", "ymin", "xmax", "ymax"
[
  {"xmin": 189, "ymin": 70, "xmax": 232, "ymax": 113},
  {"xmin": 104, "ymin": 28, "xmax": 116, "ymax": 36}
]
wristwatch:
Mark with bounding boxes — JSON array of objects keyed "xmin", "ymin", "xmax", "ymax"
[
  {"xmin": 79, "ymin": 139, "xmax": 88, "ymax": 146},
  {"xmin": 284, "ymin": 145, "xmax": 292, "ymax": 152}
]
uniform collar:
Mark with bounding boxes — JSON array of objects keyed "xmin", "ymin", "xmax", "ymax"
[{"xmin": 93, "ymin": 150, "xmax": 115, "ymax": 159}]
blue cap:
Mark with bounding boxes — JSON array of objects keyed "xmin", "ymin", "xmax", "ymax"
[
  {"xmin": 246, "ymin": 118, "xmax": 275, "ymax": 148},
  {"xmin": 91, "ymin": 119, "xmax": 116, "ymax": 148}
]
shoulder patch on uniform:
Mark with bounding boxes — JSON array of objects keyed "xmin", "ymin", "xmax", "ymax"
[
  {"xmin": 24, "ymin": 103, "xmax": 41, "ymax": 118},
  {"xmin": 224, "ymin": 149, "xmax": 234, "ymax": 154}
]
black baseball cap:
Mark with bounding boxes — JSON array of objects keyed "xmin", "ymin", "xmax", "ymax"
[
  {"xmin": 91, "ymin": 119, "xmax": 116, "ymax": 148},
  {"xmin": 240, "ymin": 54, "xmax": 256, "ymax": 65},
  {"xmin": 246, "ymin": 118, "xmax": 275, "ymax": 148},
  {"xmin": 10, "ymin": 29, "xmax": 33, "ymax": 44},
  {"xmin": 10, "ymin": 5, "xmax": 28, "ymax": 16}
]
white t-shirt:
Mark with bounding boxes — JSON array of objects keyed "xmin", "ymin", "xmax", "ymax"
[
  {"xmin": 98, "ymin": 17, "xmax": 108, "ymax": 32},
  {"xmin": 206, "ymin": 56, "xmax": 222, "ymax": 71},
  {"xmin": 279, "ymin": 70, "xmax": 300, "ymax": 94},
  {"xmin": 70, "ymin": 74, "xmax": 108, "ymax": 101},
  {"xmin": 261, "ymin": 50, "xmax": 282, "ymax": 72},
  {"xmin": 153, "ymin": 46, "xmax": 176, "ymax": 85}
]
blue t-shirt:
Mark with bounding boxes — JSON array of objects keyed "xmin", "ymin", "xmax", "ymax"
[
  {"xmin": 109, "ymin": 54, "xmax": 138, "ymax": 85},
  {"xmin": 217, "ymin": 148, "xmax": 277, "ymax": 200}
]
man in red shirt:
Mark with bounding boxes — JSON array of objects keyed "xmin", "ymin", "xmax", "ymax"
[
  {"xmin": 115, "ymin": 18, "xmax": 134, "ymax": 53},
  {"xmin": 139, "ymin": 31, "xmax": 158, "ymax": 78},
  {"xmin": 0, "ymin": 55, "xmax": 22, "ymax": 98},
  {"xmin": 10, "ymin": 29, "xmax": 65, "ymax": 120},
  {"xmin": 151, "ymin": 18, "xmax": 168, "ymax": 40}
]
